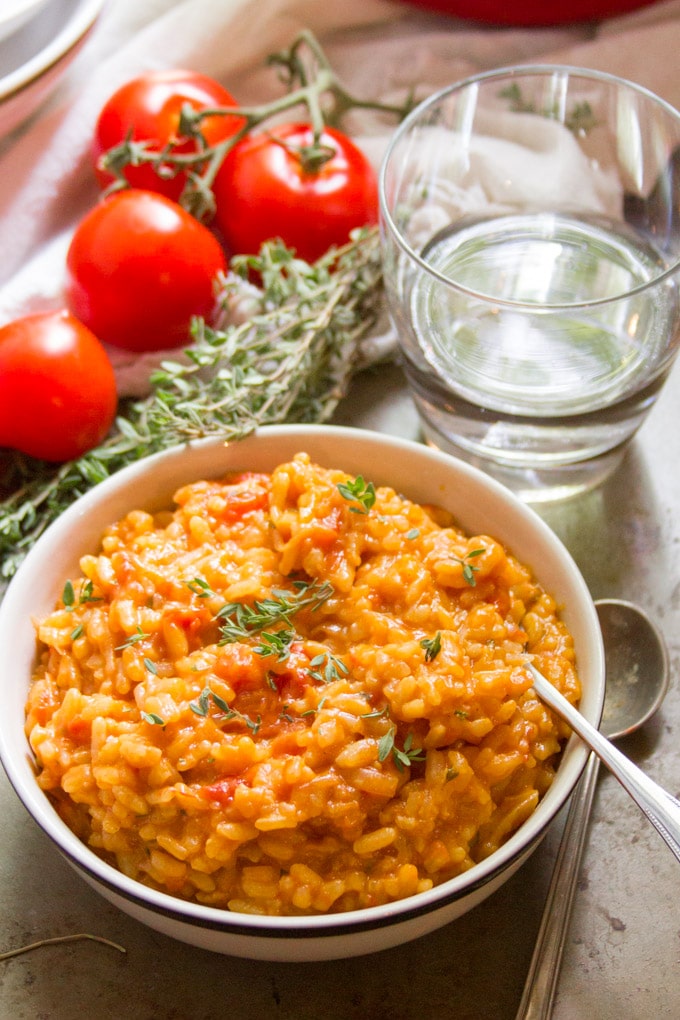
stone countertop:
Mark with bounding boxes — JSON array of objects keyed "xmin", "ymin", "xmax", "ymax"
[{"xmin": 1, "ymin": 360, "xmax": 679, "ymax": 1019}]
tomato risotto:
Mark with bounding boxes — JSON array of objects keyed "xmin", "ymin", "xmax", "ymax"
[{"xmin": 25, "ymin": 453, "xmax": 580, "ymax": 915}]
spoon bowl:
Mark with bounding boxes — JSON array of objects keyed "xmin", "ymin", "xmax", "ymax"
[{"xmin": 597, "ymin": 599, "xmax": 670, "ymax": 739}]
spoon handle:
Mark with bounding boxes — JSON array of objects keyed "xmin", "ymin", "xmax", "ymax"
[
  {"xmin": 515, "ymin": 753, "xmax": 600, "ymax": 1020},
  {"xmin": 529, "ymin": 665, "xmax": 680, "ymax": 862}
]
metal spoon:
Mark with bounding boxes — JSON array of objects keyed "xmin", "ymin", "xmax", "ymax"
[{"xmin": 516, "ymin": 598, "xmax": 671, "ymax": 1020}]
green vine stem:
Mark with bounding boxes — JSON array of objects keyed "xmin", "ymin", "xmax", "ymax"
[{"xmin": 101, "ymin": 29, "xmax": 414, "ymax": 222}]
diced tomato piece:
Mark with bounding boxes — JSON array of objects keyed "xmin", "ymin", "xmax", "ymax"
[
  {"xmin": 307, "ymin": 506, "xmax": 343, "ymax": 548},
  {"xmin": 215, "ymin": 643, "xmax": 268, "ymax": 691},
  {"xmin": 219, "ymin": 472, "xmax": 270, "ymax": 523},
  {"xmin": 222, "ymin": 488, "xmax": 269, "ymax": 523},
  {"xmin": 66, "ymin": 717, "xmax": 91, "ymax": 742},
  {"xmin": 199, "ymin": 776, "xmax": 247, "ymax": 805},
  {"xmin": 268, "ymin": 642, "xmax": 313, "ymax": 699}
]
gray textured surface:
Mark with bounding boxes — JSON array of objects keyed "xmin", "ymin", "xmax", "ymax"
[{"xmin": 2, "ymin": 361, "xmax": 679, "ymax": 1019}]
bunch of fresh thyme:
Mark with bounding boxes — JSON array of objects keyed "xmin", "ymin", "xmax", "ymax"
[{"xmin": 0, "ymin": 230, "xmax": 383, "ymax": 581}]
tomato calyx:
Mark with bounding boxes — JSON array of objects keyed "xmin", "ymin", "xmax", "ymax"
[{"xmin": 269, "ymin": 133, "xmax": 338, "ymax": 175}]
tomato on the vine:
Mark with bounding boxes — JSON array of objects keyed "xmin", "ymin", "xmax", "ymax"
[
  {"xmin": 93, "ymin": 69, "xmax": 245, "ymax": 200},
  {"xmin": 0, "ymin": 310, "xmax": 118, "ymax": 462},
  {"xmin": 212, "ymin": 123, "xmax": 378, "ymax": 263},
  {"xmin": 65, "ymin": 189, "xmax": 227, "ymax": 353}
]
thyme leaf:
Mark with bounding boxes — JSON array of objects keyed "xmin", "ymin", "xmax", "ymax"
[
  {"xmin": 420, "ymin": 632, "xmax": 441, "ymax": 662},
  {"xmin": 337, "ymin": 475, "xmax": 376, "ymax": 514},
  {"xmin": 141, "ymin": 712, "xmax": 165, "ymax": 726},
  {"xmin": 115, "ymin": 627, "xmax": 147, "ymax": 650},
  {"xmin": 62, "ymin": 579, "xmax": 101, "ymax": 610},
  {"xmin": 185, "ymin": 577, "xmax": 217, "ymax": 598},
  {"xmin": 453, "ymin": 547, "xmax": 485, "ymax": 587}
]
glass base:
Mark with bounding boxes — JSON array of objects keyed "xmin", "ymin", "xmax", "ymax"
[{"xmin": 419, "ymin": 422, "xmax": 627, "ymax": 504}]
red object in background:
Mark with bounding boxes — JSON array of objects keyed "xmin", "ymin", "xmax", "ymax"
[{"xmin": 398, "ymin": 0, "xmax": 658, "ymax": 25}]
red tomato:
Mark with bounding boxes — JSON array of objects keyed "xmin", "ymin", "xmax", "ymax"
[
  {"xmin": 0, "ymin": 310, "xmax": 117, "ymax": 462},
  {"xmin": 395, "ymin": 0, "xmax": 656, "ymax": 24},
  {"xmin": 213, "ymin": 123, "xmax": 378, "ymax": 263},
  {"xmin": 93, "ymin": 69, "xmax": 245, "ymax": 200},
  {"xmin": 65, "ymin": 189, "xmax": 227, "ymax": 352}
]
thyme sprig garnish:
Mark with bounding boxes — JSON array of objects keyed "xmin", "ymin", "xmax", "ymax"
[
  {"xmin": 455, "ymin": 548, "xmax": 485, "ymax": 587},
  {"xmin": 337, "ymin": 475, "xmax": 376, "ymax": 514},
  {"xmin": 61, "ymin": 579, "xmax": 102, "ymax": 640},
  {"xmin": 253, "ymin": 629, "xmax": 296, "ymax": 661},
  {"xmin": 115, "ymin": 627, "xmax": 147, "ymax": 650},
  {"xmin": 378, "ymin": 726, "xmax": 426, "ymax": 772},
  {"xmin": 190, "ymin": 683, "xmax": 261, "ymax": 734},
  {"xmin": 308, "ymin": 651, "xmax": 349, "ymax": 684},
  {"xmin": 216, "ymin": 579, "xmax": 333, "ymax": 645},
  {"xmin": 0, "ymin": 228, "xmax": 383, "ymax": 583},
  {"xmin": 61, "ymin": 579, "xmax": 101, "ymax": 609},
  {"xmin": 99, "ymin": 30, "xmax": 414, "ymax": 222}
]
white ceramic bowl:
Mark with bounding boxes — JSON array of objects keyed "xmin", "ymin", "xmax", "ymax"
[
  {"xmin": 0, "ymin": 0, "xmax": 105, "ymax": 138},
  {"xmin": 0, "ymin": 0, "xmax": 51, "ymax": 44},
  {"xmin": 0, "ymin": 425, "xmax": 604, "ymax": 961}
]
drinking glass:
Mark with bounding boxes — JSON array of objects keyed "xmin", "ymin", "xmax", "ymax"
[{"xmin": 379, "ymin": 66, "xmax": 680, "ymax": 500}]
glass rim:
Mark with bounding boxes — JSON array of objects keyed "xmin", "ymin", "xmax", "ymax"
[{"xmin": 378, "ymin": 63, "xmax": 680, "ymax": 309}]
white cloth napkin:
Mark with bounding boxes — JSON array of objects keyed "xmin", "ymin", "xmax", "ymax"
[
  {"xmin": 1, "ymin": 0, "xmax": 679, "ymax": 392},
  {"xmin": 402, "ymin": 110, "xmax": 623, "ymax": 255}
]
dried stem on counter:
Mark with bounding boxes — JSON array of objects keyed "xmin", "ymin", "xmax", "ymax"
[{"xmin": 0, "ymin": 933, "xmax": 127, "ymax": 961}]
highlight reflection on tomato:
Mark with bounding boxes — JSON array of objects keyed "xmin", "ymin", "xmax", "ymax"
[
  {"xmin": 213, "ymin": 123, "xmax": 378, "ymax": 263},
  {"xmin": 65, "ymin": 189, "xmax": 227, "ymax": 353},
  {"xmin": 93, "ymin": 69, "xmax": 245, "ymax": 201},
  {"xmin": 0, "ymin": 310, "xmax": 118, "ymax": 462}
]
